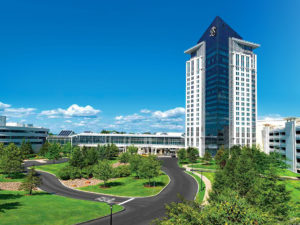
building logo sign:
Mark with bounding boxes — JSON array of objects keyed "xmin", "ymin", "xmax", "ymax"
[{"xmin": 210, "ymin": 26, "xmax": 217, "ymax": 37}]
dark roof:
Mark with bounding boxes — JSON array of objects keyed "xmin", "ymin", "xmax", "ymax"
[
  {"xmin": 197, "ymin": 16, "xmax": 242, "ymax": 44},
  {"xmin": 58, "ymin": 130, "xmax": 74, "ymax": 136}
]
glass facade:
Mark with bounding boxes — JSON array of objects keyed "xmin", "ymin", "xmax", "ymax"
[{"xmin": 197, "ymin": 16, "xmax": 242, "ymax": 150}]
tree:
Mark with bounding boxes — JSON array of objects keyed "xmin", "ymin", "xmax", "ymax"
[
  {"xmin": 203, "ymin": 151, "xmax": 212, "ymax": 163},
  {"xmin": 139, "ymin": 155, "xmax": 161, "ymax": 186},
  {"xmin": 82, "ymin": 147, "xmax": 99, "ymax": 166},
  {"xmin": 69, "ymin": 147, "xmax": 85, "ymax": 168},
  {"xmin": 93, "ymin": 160, "xmax": 113, "ymax": 187},
  {"xmin": 154, "ymin": 189, "xmax": 273, "ymax": 225},
  {"xmin": 215, "ymin": 146, "xmax": 225, "ymax": 167},
  {"xmin": 61, "ymin": 142, "xmax": 72, "ymax": 156},
  {"xmin": 19, "ymin": 167, "xmax": 41, "ymax": 195},
  {"xmin": 127, "ymin": 145, "xmax": 138, "ymax": 155},
  {"xmin": 209, "ymin": 146, "xmax": 291, "ymax": 221},
  {"xmin": 20, "ymin": 140, "xmax": 33, "ymax": 159},
  {"xmin": 187, "ymin": 147, "xmax": 199, "ymax": 163},
  {"xmin": 108, "ymin": 144, "xmax": 119, "ymax": 159},
  {"xmin": 100, "ymin": 129, "xmax": 111, "ymax": 134},
  {"xmin": 46, "ymin": 142, "xmax": 61, "ymax": 163},
  {"xmin": 119, "ymin": 152, "xmax": 130, "ymax": 163},
  {"xmin": 39, "ymin": 141, "xmax": 49, "ymax": 156},
  {"xmin": 177, "ymin": 148, "xmax": 187, "ymax": 162},
  {"xmin": 97, "ymin": 145, "xmax": 108, "ymax": 160},
  {"xmin": 0, "ymin": 143, "xmax": 23, "ymax": 177},
  {"xmin": 129, "ymin": 154, "xmax": 143, "ymax": 178}
]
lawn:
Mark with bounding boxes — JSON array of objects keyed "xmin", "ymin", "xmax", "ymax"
[
  {"xmin": 0, "ymin": 190, "xmax": 123, "ymax": 225},
  {"xmin": 189, "ymin": 161, "xmax": 218, "ymax": 170},
  {"xmin": 0, "ymin": 173, "xmax": 26, "ymax": 182},
  {"xmin": 33, "ymin": 162, "xmax": 68, "ymax": 177},
  {"xmin": 279, "ymin": 179, "xmax": 300, "ymax": 219},
  {"xmin": 186, "ymin": 171, "xmax": 205, "ymax": 203},
  {"xmin": 79, "ymin": 174, "xmax": 170, "ymax": 197},
  {"xmin": 34, "ymin": 159, "xmax": 120, "ymax": 177},
  {"xmin": 201, "ymin": 171, "xmax": 215, "ymax": 183},
  {"xmin": 277, "ymin": 169, "xmax": 300, "ymax": 178}
]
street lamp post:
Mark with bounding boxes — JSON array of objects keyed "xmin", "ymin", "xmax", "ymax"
[{"xmin": 95, "ymin": 197, "xmax": 115, "ymax": 225}]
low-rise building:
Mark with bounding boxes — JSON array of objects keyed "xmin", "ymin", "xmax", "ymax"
[
  {"xmin": 48, "ymin": 132, "xmax": 185, "ymax": 155},
  {"xmin": 0, "ymin": 116, "xmax": 49, "ymax": 152}
]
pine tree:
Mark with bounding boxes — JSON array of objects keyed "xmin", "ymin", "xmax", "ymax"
[{"xmin": 19, "ymin": 168, "xmax": 41, "ymax": 195}]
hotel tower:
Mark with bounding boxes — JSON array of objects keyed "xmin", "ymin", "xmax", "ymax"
[{"xmin": 184, "ymin": 16, "xmax": 260, "ymax": 156}]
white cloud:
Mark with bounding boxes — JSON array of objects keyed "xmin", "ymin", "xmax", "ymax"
[
  {"xmin": 140, "ymin": 109, "xmax": 151, "ymax": 114},
  {"xmin": 64, "ymin": 120, "xmax": 72, "ymax": 123},
  {"xmin": 0, "ymin": 101, "xmax": 11, "ymax": 109},
  {"xmin": 3, "ymin": 107, "xmax": 36, "ymax": 118},
  {"xmin": 152, "ymin": 107, "xmax": 185, "ymax": 119},
  {"xmin": 150, "ymin": 123, "xmax": 184, "ymax": 130},
  {"xmin": 113, "ymin": 107, "xmax": 185, "ymax": 132},
  {"xmin": 115, "ymin": 113, "xmax": 144, "ymax": 124},
  {"xmin": 40, "ymin": 104, "xmax": 101, "ymax": 118}
]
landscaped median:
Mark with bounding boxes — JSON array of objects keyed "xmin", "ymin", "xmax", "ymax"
[
  {"xmin": 78, "ymin": 173, "xmax": 169, "ymax": 197},
  {"xmin": 0, "ymin": 190, "xmax": 123, "ymax": 225},
  {"xmin": 33, "ymin": 154, "xmax": 170, "ymax": 198}
]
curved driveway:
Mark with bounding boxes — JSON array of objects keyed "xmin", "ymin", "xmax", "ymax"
[{"xmin": 25, "ymin": 158, "xmax": 198, "ymax": 225}]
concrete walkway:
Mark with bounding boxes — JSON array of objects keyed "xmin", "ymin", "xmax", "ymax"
[{"xmin": 183, "ymin": 165, "xmax": 212, "ymax": 205}]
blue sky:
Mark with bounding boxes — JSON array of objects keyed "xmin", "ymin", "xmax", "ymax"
[{"xmin": 0, "ymin": 0, "xmax": 299, "ymax": 133}]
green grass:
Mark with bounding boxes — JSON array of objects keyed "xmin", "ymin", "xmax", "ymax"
[
  {"xmin": 188, "ymin": 161, "xmax": 218, "ymax": 170},
  {"xmin": 277, "ymin": 169, "xmax": 300, "ymax": 178},
  {"xmin": 0, "ymin": 173, "xmax": 26, "ymax": 182},
  {"xmin": 0, "ymin": 190, "xmax": 123, "ymax": 225},
  {"xmin": 201, "ymin": 172, "xmax": 215, "ymax": 183},
  {"xmin": 278, "ymin": 179, "xmax": 300, "ymax": 219},
  {"xmin": 186, "ymin": 171, "xmax": 205, "ymax": 203},
  {"xmin": 79, "ymin": 174, "xmax": 169, "ymax": 197},
  {"xmin": 34, "ymin": 159, "xmax": 120, "ymax": 177},
  {"xmin": 34, "ymin": 162, "xmax": 68, "ymax": 177}
]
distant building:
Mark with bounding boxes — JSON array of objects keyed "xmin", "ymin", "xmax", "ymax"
[
  {"xmin": 48, "ymin": 132, "xmax": 185, "ymax": 155},
  {"xmin": 0, "ymin": 116, "xmax": 49, "ymax": 152},
  {"xmin": 257, "ymin": 118, "xmax": 300, "ymax": 174},
  {"xmin": 185, "ymin": 16, "xmax": 259, "ymax": 156},
  {"xmin": 46, "ymin": 130, "xmax": 74, "ymax": 145}
]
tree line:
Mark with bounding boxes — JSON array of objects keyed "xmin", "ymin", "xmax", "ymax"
[{"xmin": 154, "ymin": 145, "xmax": 295, "ymax": 225}]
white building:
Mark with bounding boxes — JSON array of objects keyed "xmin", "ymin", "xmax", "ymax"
[
  {"xmin": 48, "ymin": 132, "xmax": 185, "ymax": 155},
  {"xmin": 257, "ymin": 118, "xmax": 300, "ymax": 174},
  {"xmin": 184, "ymin": 16, "xmax": 259, "ymax": 156},
  {"xmin": 0, "ymin": 116, "xmax": 49, "ymax": 152}
]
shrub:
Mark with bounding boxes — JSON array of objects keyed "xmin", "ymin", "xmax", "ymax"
[
  {"xmin": 114, "ymin": 165, "xmax": 131, "ymax": 178},
  {"xmin": 58, "ymin": 165, "xmax": 81, "ymax": 180},
  {"xmin": 81, "ymin": 166, "xmax": 94, "ymax": 179},
  {"xmin": 58, "ymin": 166, "xmax": 71, "ymax": 180}
]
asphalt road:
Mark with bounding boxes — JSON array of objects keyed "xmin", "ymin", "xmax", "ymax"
[
  {"xmin": 24, "ymin": 158, "xmax": 198, "ymax": 225},
  {"xmin": 24, "ymin": 159, "xmax": 128, "ymax": 204},
  {"xmin": 81, "ymin": 158, "xmax": 198, "ymax": 225}
]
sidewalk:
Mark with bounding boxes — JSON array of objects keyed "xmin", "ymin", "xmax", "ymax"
[{"xmin": 183, "ymin": 165, "xmax": 212, "ymax": 205}]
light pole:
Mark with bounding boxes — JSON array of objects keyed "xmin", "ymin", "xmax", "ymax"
[{"xmin": 95, "ymin": 197, "xmax": 115, "ymax": 225}]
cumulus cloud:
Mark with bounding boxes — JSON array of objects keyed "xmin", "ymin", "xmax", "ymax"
[
  {"xmin": 113, "ymin": 107, "xmax": 185, "ymax": 132},
  {"xmin": 152, "ymin": 107, "xmax": 185, "ymax": 119},
  {"xmin": 0, "ymin": 101, "xmax": 11, "ymax": 110},
  {"xmin": 3, "ymin": 107, "xmax": 36, "ymax": 118},
  {"xmin": 115, "ymin": 113, "xmax": 144, "ymax": 124},
  {"xmin": 40, "ymin": 104, "xmax": 100, "ymax": 118},
  {"xmin": 140, "ymin": 109, "xmax": 151, "ymax": 114}
]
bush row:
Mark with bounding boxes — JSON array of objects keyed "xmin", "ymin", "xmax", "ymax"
[{"xmin": 58, "ymin": 164, "xmax": 131, "ymax": 180}]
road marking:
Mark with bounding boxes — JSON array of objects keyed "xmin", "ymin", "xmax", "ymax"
[{"xmin": 118, "ymin": 198, "xmax": 135, "ymax": 205}]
